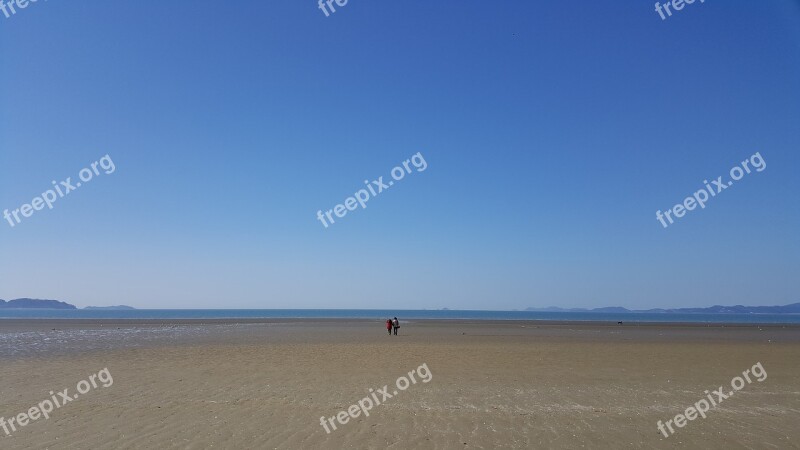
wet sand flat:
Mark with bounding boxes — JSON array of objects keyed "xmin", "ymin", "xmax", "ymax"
[{"xmin": 1, "ymin": 320, "xmax": 799, "ymax": 449}]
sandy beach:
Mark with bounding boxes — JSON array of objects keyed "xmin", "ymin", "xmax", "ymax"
[{"xmin": 1, "ymin": 320, "xmax": 799, "ymax": 449}]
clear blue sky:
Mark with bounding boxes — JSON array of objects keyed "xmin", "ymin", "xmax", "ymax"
[{"xmin": 1, "ymin": 1, "xmax": 798, "ymax": 309}]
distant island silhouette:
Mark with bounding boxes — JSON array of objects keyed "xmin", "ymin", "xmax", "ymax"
[
  {"xmin": 525, "ymin": 303, "xmax": 800, "ymax": 314},
  {"xmin": 0, "ymin": 298, "xmax": 76, "ymax": 309},
  {"xmin": 0, "ymin": 299, "xmax": 135, "ymax": 310}
]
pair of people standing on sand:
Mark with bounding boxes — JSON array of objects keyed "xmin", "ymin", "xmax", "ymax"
[{"xmin": 385, "ymin": 317, "xmax": 400, "ymax": 335}]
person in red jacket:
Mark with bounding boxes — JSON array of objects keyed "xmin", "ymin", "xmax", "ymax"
[{"xmin": 386, "ymin": 319, "xmax": 393, "ymax": 335}]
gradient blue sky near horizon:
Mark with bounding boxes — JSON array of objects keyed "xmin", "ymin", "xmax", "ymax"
[{"xmin": 1, "ymin": 1, "xmax": 799, "ymax": 310}]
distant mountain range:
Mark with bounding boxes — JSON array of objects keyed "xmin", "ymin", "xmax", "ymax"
[
  {"xmin": 0, "ymin": 299, "xmax": 135, "ymax": 310},
  {"xmin": 2, "ymin": 298, "xmax": 798, "ymax": 314},
  {"xmin": 0, "ymin": 298, "xmax": 77, "ymax": 309},
  {"xmin": 525, "ymin": 303, "xmax": 800, "ymax": 314}
]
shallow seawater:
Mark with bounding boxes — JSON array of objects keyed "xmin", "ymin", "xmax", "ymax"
[{"xmin": 0, "ymin": 324, "xmax": 261, "ymax": 359}]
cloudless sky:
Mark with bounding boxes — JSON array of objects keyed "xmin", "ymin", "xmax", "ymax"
[{"xmin": 1, "ymin": 0, "xmax": 799, "ymax": 309}]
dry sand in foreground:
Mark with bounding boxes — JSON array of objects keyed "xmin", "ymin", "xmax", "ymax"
[{"xmin": 1, "ymin": 320, "xmax": 799, "ymax": 449}]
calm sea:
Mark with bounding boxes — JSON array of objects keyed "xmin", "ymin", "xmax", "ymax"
[{"xmin": 0, "ymin": 309, "xmax": 798, "ymax": 324}]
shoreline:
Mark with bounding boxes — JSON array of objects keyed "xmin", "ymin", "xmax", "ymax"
[{"xmin": 3, "ymin": 319, "xmax": 799, "ymax": 360}]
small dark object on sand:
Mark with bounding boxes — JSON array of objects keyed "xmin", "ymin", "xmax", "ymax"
[{"xmin": 617, "ymin": 321, "xmax": 623, "ymax": 325}]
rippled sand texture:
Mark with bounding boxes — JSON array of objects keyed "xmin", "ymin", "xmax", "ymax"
[{"xmin": 1, "ymin": 320, "xmax": 799, "ymax": 449}]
